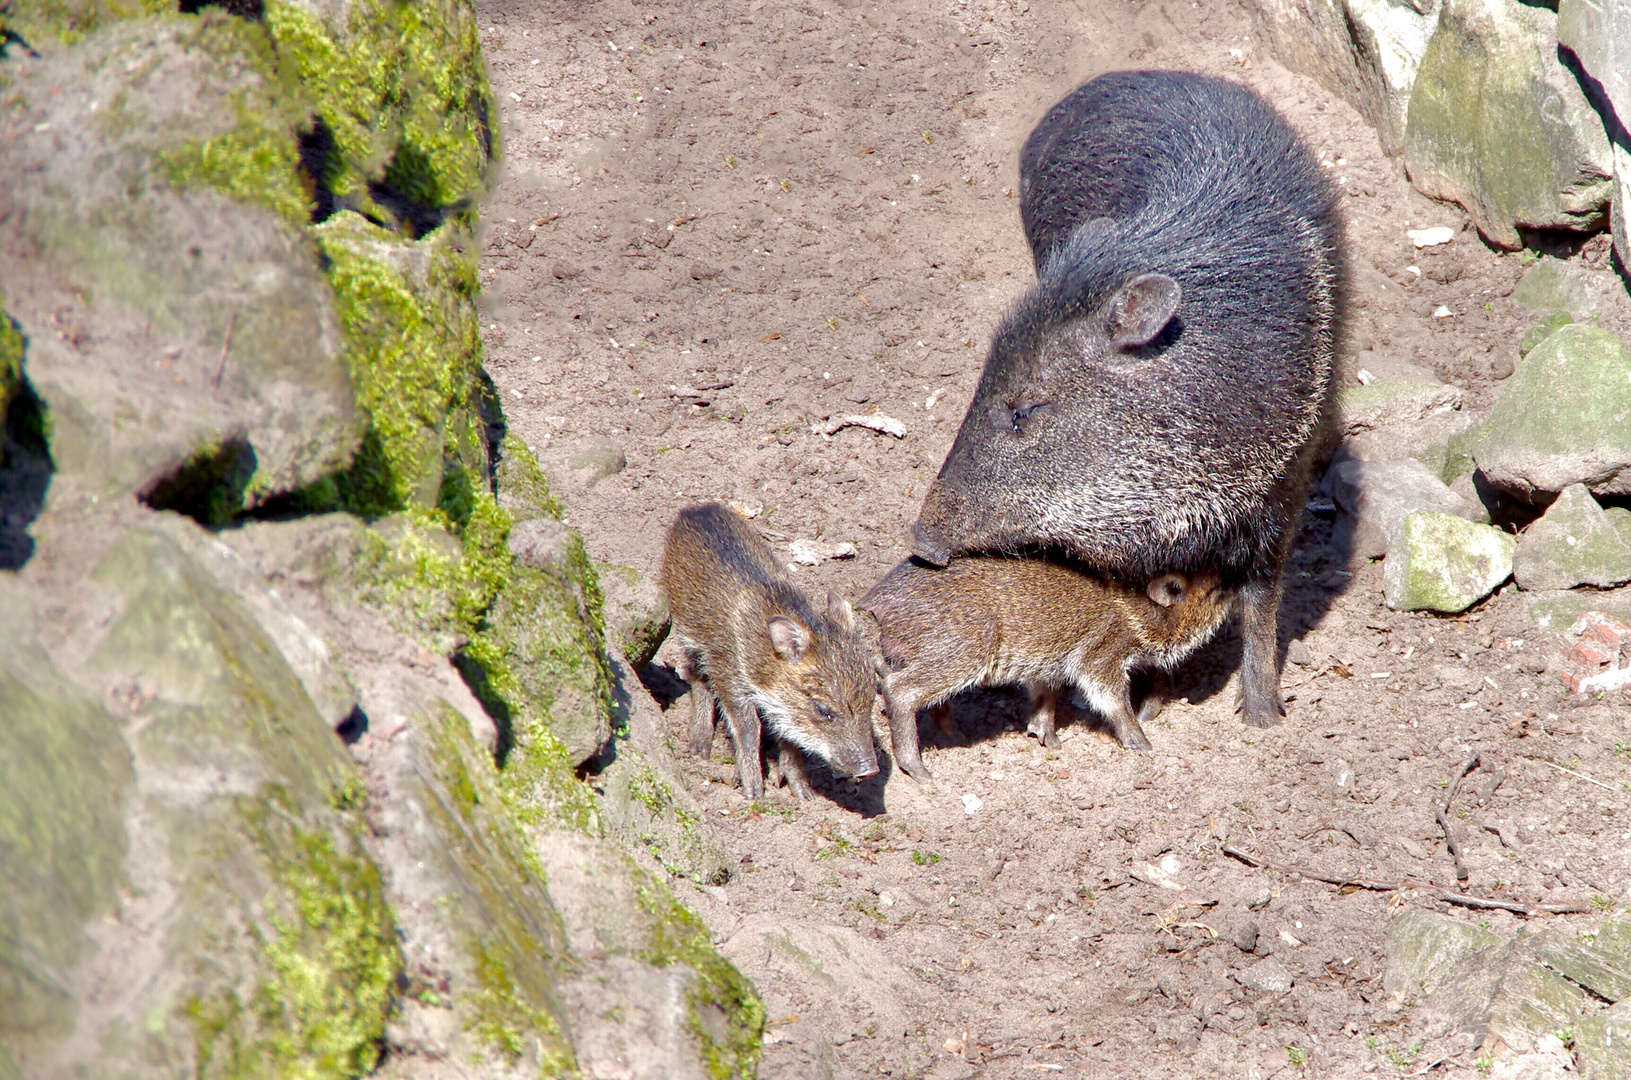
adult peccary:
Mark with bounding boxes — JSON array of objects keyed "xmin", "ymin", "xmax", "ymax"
[
  {"xmin": 910, "ymin": 71, "xmax": 1344, "ymax": 729},
  {"xmin": 862, "ymin": 557, "xmax": 1232, "ymax": 782},
  {"xmin": 660, "ymin": 502, "xmax": 879, "ymax": 799}
]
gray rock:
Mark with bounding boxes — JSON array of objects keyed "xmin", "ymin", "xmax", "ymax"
[
  {"xmin": 1513, "ymin": 483, "xmax": 1631, "ymax": 590},
  {"xmin": 509, "ymin": 515, "xmax": 576, "ymax": 575},
  {"xmin": 541, "ymin": 435, "xmax": 628, "ymax": 491},
  {"xmin": 1383, "ymin": 510, "xmax": 1516, "ymax": 613},
  {"xmin": 1385, "ymin": 909, "xmax": 1631, "ymax": 1066},
  {"xmin": 1235, "ymin": 957, "xmax": 1295, "ymax": 994},
  {"xmin": 594, "ymin": 656, "xmax": 729, "ymax": 885},
  {"xmin": 1251, "ymin": 0, "xmax": 1440, "ymax": 154},
  {"xmin": 1336, "ymin": 379, "xmax": 1462, "ymax": 436},
  {"xmin": 0, "ymin": 19, "xmax": 360, "ymax": 512},
  {"xmin": 1334, "ymin": 408, "xmax": 1483, "ymax": 484},
  {"xmin": 596, "ymin": 562, "xmax": 672, "ymax": 667},
  {"xmin": 1402, "ymin": 0, "xmax": 1613, "ymax": 248},
  {"xmin": 1472, "ymin": 325, "xmax": 1631, "ymax": 499},
  {"xmin": 1329, "ymin": 457, "xmax": 1486, "ymax": 559},
  {"xmin": 1559, "ymin": 0, "xmax": 1631, "ymax": 135},
  {"xmin": 1232, "ymin": 920, "xmax": 1260, "ymax": 954},
  {"xmin": 1511, "ymin": 259, "xmax": 1622, "ymax": 319},
  {"xmin": 1519, "ymin": 312, "xmax": 1573, "ymax": 359}
]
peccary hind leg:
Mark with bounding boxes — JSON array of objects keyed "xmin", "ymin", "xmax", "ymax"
[
  {"xmin": 678, "ymin": 652, "xmax": 718, "ymax": 757},
  {"xmin": 881, "ymin": 680, "xmax": 935, "ymax": 784},
  {"xmin": 1238, "ymin": 574, "xmax": 1286, "ymax": 727}
]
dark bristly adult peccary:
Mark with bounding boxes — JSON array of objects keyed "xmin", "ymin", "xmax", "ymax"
[
  {"xmin": 862, "ymin": 556, "xmax": 1233, "ymax": 783},
  {"xmin": 660, "ymin": 502, "xmax": 879, "ymax": 799},
  {"xmin": 910, "ymin": 71, "xmax": 1344, "ymax": 729}
]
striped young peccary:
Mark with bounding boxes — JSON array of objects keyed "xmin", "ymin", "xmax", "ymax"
[
  {"xmin": 910, "ymin": 71, "xmax": 1344, "ymax": 729},
  {"xmin": 862, "ymin": 556, "xmax": 1233, "ymax": 783},
  {"xmin": 659, "ymin": 503, "xmax": 879, "ymax": 799}
]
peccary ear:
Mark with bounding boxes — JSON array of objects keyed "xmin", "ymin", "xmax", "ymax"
[
  {"xmin": 1106, "ymin": 273, "xmax": 1181, "ymax": 348},
  {"xmin": 768, "ymin": 615, "xmax": 812, "ymax": 663},
  {"xmin": 826, "ymin": 590, "xmax": 857, "ymax": 633},
  {"xmin": 1147, "ymin": 572, "xmax": 1188, "ymax": 608}
]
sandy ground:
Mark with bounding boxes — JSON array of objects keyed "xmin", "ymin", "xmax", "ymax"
[{"xmin": 471, "ymin": 1, "xmax": 1631, "ymax": 1076}]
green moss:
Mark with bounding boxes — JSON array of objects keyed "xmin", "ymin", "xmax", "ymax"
[
  {"xmin": 312, "ymin": 213, "xmax": 485, "ymax": 516},
  {"xmin": 159, "ymin": 122, "xmax": 310, "ymax": 227},
  {"xmin": 186, "ymin": 800, "xmax": 402, "ymax": 1080},
  {"xmin": 0, "ymin": 0, "xmax": 170, "ymax": 47},
  {"xmin": 263, "ymin": 0, "xmax": 496, "ymax": 231},
  {"xmin": 464, "ymin": 941, "xmax": 577, "ymax": 1077},
  {"xmin": 636, "ymin": 882, "xmax": 765, "ymax": 1080},
  {"xmin": 495, "ymin": 433, "xmax": 563, "ymax": 522}
]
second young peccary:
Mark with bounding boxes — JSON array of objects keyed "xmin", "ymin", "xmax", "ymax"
[
  {"xmin": 660, "ymin": 502, "xmax": 879, "ymax": 799},
  {"xmin": 861, "ymin": 555, "xmax": 1233, "ymax": 783}
]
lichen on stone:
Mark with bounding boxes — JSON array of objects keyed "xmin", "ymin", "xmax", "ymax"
[
  {"xmin": 184, "ymin": 796, "xmax": 402, "ymax": 1080},
  {"xmin": 635, "ymin": 882, "xmax": 766, "ymax": 1080}
]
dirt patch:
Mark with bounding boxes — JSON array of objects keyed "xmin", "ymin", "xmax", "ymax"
[{"xmin": 474, "ymin": 0, "xmax": 1631, "ymax": 1075}]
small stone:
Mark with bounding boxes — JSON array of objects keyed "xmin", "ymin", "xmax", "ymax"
[
  {"xmin": 1248, "ymin": 888, "xmax": 1273, "ymax": 911},
  {"xmin": 1287, "ymin": 639, "xmax": 1312, "ymax": 666},
  {"xmin": 594, "ymin": 562, "xmax": 671, "ymax": 666},
  {"xmin": 539, "ymin": 435, "xmax": 627, "ymax": 491},
  {"xmin": 689, "ymin": 263, "xmax": 723, "ymax": 280},
  {"xmin": 551, "ymin": 261, "xmax": 583, "ymax": 279},
  {"xmin": 508, "ymin": 516, "xmax": 575, "ymax": 575},
  {"xmin": 1328, "ymin": 457, "xmax": 1486, "ymax": 559},
  {"xmin": 1511, "ymin": 259, "xmax": 1619, "ymax": 319},
  {"xmin": 1233, "ymin": 920, "xmax": 1260, "ymax": 953},
  {"xmin": 1513, "ymin": 483, "xmax": 1631, "ymax": 590},
  {"xmin": 1383, "ymin": 511, "xmax": 1515, "ymax": 613},
  {"xmin": 1519, "ymin": 311, "xmax": 1573, "ymax": 358},
  {"xmin": 1235, "ymin": 957, "xmax": 1294, "ymax": 994},
  {"xmin": 1473, "ymin": 325, "xmax": 1631, "ymax": 499}
]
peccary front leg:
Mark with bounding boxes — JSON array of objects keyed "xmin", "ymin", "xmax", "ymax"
[
  {"xmin": 778, "ymin": 742, "xmax": 816, "ymax": 801},
  {"xmin": 1025, "ymin": 684, "xmax": 1063, "ymax": 749},
  {"xmin": 1078, "ymin": 671, "xmax": 1152, "ymax": 750},
  {"xmin": 718, "ymin": 696, "xmax": 766, "ymax": 798},
  {"xmin": 881, "ymin": 679, "xmax": 935, "ymax": 785}
]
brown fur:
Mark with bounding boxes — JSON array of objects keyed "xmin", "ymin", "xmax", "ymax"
[
  {"xmin": 861, "ymin": 556, "xmax": 1233, "ymax": 782},
  {"xmin": 659, "ymin": 502, "xmax": 878, "ymax": 800}
]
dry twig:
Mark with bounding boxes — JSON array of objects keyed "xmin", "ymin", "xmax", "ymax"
[
  {"xmin": 1436, "ymin": 751, "xmax": 1480, "ymax": 882},
  {"xmin": 213, "ymin": 311, "xmax": 237, "ymax": 389},
  {"xmin": 1219, "ymin": 844, "xmax": 1590, "ymax": 917}
]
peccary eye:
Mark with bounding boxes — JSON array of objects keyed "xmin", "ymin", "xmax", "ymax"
[
  {"xmin": 1008, "ymin": 400, "xmax": 1048, "ymax": 435},
  {"xmin": 814, "ymin": 703, "xmax": 836, "ymax": 722}
]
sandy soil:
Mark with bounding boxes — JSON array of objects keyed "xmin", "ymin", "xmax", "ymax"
[{"xmin": 471, "ymin": 1, "xmax": 1631, "ymax": 1075}]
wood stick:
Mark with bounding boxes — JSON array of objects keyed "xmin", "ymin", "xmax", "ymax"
[
  {"xmin": 1436, "ymin": 751, "xmax": 1480, "ymax": 882},
  {"xmin": 1218, "ymin": 844, "xmax": 1591, "ymax": 917},
  {"xmin": 213, "ymin": 311, "xmax": 236, "ymax": 389}
]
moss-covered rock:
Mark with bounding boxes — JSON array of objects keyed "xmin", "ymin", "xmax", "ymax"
[
  {"xmin": 264, "ymin": 0, "xmax": 495, "ymax": 233},
  {"xmin": 310, "ymin": 211, "xmax": 489, "ymax": 516},
  {"xmin": 1519, "ymin": 311, "xmax": 1573, "ymax": 359},
  {"xmin": 1382, "ymin": 510, "xmax": 1515, "ymax": 613},
  {"xmin": 0, "ymin": 13, "xmax": 361, "ymax": 513},
  {"xmin": 1512, "ymin": 483, "xmax": 1631, "ymax": 591},
  {"xmin": 1403, "ymin": 0, "xmax": 1612, "ymax": 249},
  {"xmin": 596, "ymin": 562, "xmax": 672, "ymax": 667},
  {"xmin": 1472, "ymin": 325, "xmax": 1631, "ymax": 500},
  {"xmin": 1336, "ymin": 379, "xmax": 1461, "ymax": 436},
  {"xmin": 0, "ymin": 590, "xmax": 133, "ymax": 1055}
]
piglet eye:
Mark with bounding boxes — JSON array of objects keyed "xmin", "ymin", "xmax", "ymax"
[{"xmin": 814, "ymin": 703, "xmax": 836, "ymax": 721}]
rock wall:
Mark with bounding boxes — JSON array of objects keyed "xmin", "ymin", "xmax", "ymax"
[
  {"xmin": 1252, "ymin": 0, "xmax": 1623, "ymax": 256},
  {"xmin": 0, "ymin": 4, "xmax": 757, "ymax": 1078}
]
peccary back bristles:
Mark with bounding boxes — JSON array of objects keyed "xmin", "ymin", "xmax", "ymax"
[{"xmin": 915, "ymin": 70, "xmax": 1345, "ymax": 584}]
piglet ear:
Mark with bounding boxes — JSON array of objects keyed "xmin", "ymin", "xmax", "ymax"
[
  {"xmin": 1146, "ymin": 572, "xmax": 1188, "ymax": 608},
  {"xmin": 1106, "ymin": 272, "xmax": 1181, "ymax": 348},
  {"xmin": 826, "ymin": 590, "xmax": 857, "ymax": 633},
  {"xmin": 768, "ymin": 615, "xmax": 812, "ymax": 663}
]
